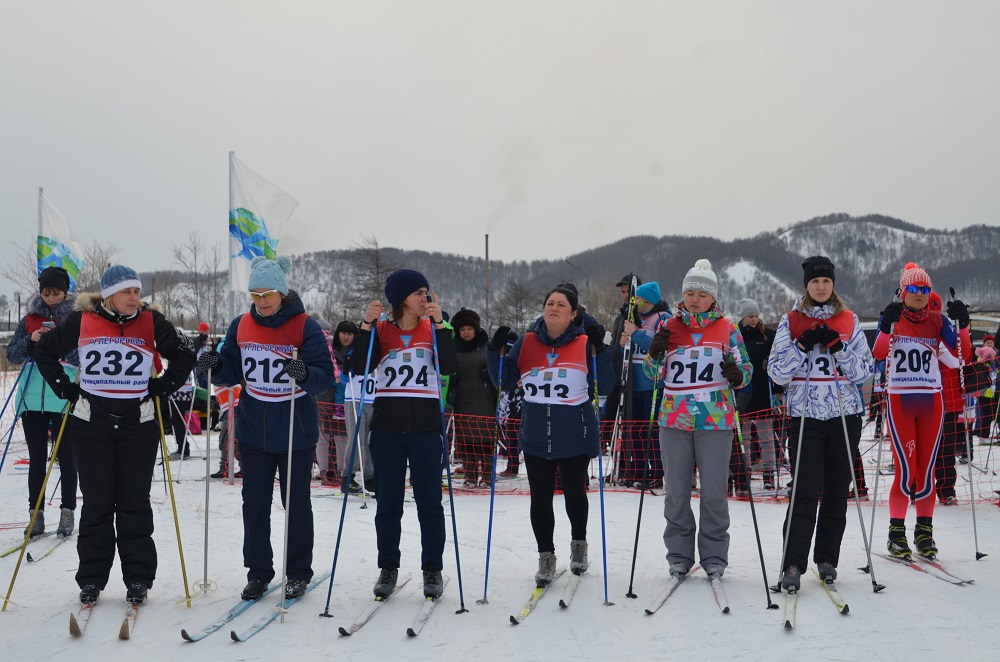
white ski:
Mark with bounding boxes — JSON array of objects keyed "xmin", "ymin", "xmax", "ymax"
[
  {"xmin": 406, "ymin": 576, "xmax": 450, "ymax": 637},
  {"xmin": 338, "ymin": 575, "xmax": 411, "ymax": 636}
]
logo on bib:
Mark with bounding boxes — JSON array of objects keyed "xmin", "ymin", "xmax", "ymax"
[
  {"xmin": 690, "ymin": 350, "xmax": 699, "ymax": 359},
  {"xmin": 558, "ymin": 369, "xmax": 567, "ymax": 378},
  {"xmin": 400, "ymin": 335, "xmax": 413, "ymax": 349},
  {"xmin": 544, "ymin": 371, "xmax": 553, "ymax": 382},
  {"xmin": 530, "ymin": 368, "xmax": 540, "ymax": 377},
  {"xmin": 416, "ymin": 348, "xmax": 424, "ymax": 358},
  {"xmin": 389, "ymin": 350, "xmax": 398, "ymax": 359},
  {"xmin": 402, "ymin": 352, "xmax": 411, "ymax": 363},
  {"xmin": 546, "ymin": 352, "xmax": 558, "ymax": 367},
  {"xmin": 691, "ymin": 334, "xmax": 704, "ymax": 346}
]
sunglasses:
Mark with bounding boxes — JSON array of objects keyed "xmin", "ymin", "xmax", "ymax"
[
  {"xmin": 249, "ymin": 289, "xmax": 280, "ymax": 301},
  {"xmin": 905, "ymin": 285, "xmax": 931, "ymax": 295}
]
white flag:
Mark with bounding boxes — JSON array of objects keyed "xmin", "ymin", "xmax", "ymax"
[
  {"xmin": 228, "ymin": 153, "xmax": 299, "ymax": 293},
  {"xmin": 37, "ymin": 189, "xmax": 85, "ymax": 292}
]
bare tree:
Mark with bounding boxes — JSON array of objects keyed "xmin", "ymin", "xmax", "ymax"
[
  {"xmin": 492, "ymin": 279, "xmax": 541, "ymax": 332},
  {"xmin": 348, "ymin": 235, "xmax": 399, "ymax": 311}
]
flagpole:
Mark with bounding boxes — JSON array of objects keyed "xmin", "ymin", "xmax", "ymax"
[
  {"xmin": 228, "ymin": 152, "xmax": 235, "ymax": 323},
  {"xmin": 37, "ymin": 188, "xmax": 43, "ymax": 275}
]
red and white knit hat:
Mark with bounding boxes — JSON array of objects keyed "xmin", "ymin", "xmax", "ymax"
[{"xmin": 899, "ymin": 262, "xmax": 932, "ymax": 292}]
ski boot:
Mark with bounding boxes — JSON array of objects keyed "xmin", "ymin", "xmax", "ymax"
[
  {"xmin": 126, "ymin": 582, "xmax": 148, "ymax": 605},
  {"xmin": 241, "ymin": 579, "xmax": 269, "ymax": 601},
  {"xmin": 781, "ymin": 565, "xmax": 802, "ymax": 592},
  {"xmin": 284, "ymin": 578, "xmax": 308, "ymax": 599},
  {"xmin": 914, "ymin": 519, "xmax": 938, "ymax": 559},
  {"xmin": 668, "ymin": 561, "xmax": 690, "ymax": 580},
  {"xmin": 79, "ymin": 585, "xmax": 101, "ymax": 604},
  {"xmin": 816, "ymin": 562, "xmax": 837, "ymax": 583},
  {"xmin": 24, "ymin": 510, "xmax": 44, "ymax": 538},
  {"xmin": 535, "ymin": 551, "xmax": 557, "ymax": 587},
  {"xmin": 703, "ymin": 563, "xmax": 725, "ymax": 579},
  {"xmin": 887, "ymin": 519, "xmax": 912, "ymax": 561},
  {"xmin": 373, "ymin": 568, "xmax": 399, "ymax": 599},
  {"xmin": 570, "ymin": 540, "xmax": 589, "ymax": 575},
  {"xmin": 56, "ymin": 508, "xmax": 75, "ymax": 537},
  {"xmin": 422, "ymin": 569, "xmax": 444, "ymax": 599}
]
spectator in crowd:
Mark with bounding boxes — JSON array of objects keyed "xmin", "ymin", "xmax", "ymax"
[{"xmin": 5, "ymin": 266, "xmax": 80, "ymax": 538}]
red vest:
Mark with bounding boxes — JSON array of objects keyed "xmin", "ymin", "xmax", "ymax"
[
  {"xmin": 374, "ymin": 319, "xmax": 439, "ymax": 400},
  {"xmin": 661, "ymin": 316, "xmax": 732, "ymax": 396},
  {"xmin": 237, "ymin": 312, "xmax": 308, "ymax": 401},
  {"xmin": 78, "ymin": 311, "xmax": 161, "ymax": 399},
  {"xmin": 25, "ymin": 313, "xmax": 50, "ymax": 335},
  {"xmin": 786, "ymin": 309, "xmax": 855, "ymax": 343},
  {"xmin": 517, "ymin": 333, "xmax": 590, "ymax": 406}
]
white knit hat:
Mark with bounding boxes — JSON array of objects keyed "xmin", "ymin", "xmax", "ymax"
[{"xmin": 681, "ymin": 259, "xmax": 719, "ymax": 299}]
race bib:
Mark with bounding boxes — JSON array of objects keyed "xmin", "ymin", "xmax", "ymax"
[
  {"xmin": 887, "ymin": 336, "xmax": 942, "ymax": 392},
  {"xmin": 374, "ymin": 348, "xmax": 438, "ymax": 399},
  {"xmin": 241, "ymin": 344, "xmax": 305, "ymax": 400},
  {"xmin": 790, "ymin": 349, "xmax": 845, "ymax": 384},
  {"xmin": 520, "ymin": 365, "xmax": 589, "ymax": 406},
  {"xmin": 660, "ymin": 345, "xmax": 728, "ymax": 398},
  {"xmin": 344, "ymin": 372, "xmax": 378, "ymax": 403},
  {"xmin": 79, "ymin": 337, "xmax": 155, "ymax": 399}
]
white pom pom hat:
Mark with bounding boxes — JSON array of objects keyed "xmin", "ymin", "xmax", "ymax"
[{"xmin": 681, "ymin": 259, "xmax": 719, "ymax": 299}]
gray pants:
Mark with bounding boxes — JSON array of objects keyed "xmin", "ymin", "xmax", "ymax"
[
  {"xmin": 660, "ymin": 426, "xmax": 732, "ymax": 569},
  {"xmin": 338, "ymin": 403, "xmax": 373, "ymax": 480}
]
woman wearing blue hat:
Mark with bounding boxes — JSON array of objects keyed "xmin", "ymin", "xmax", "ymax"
[
  {"xmin": 350, "ymin": 268, "xmax": 457, "ymax": 602},
  {"xmin": 35, "ymin": 264, "xmax": 196, "ymax": 606},
  {"xmin": 199, "ymin": 255, "xmax": 335, "ymax": 602}
]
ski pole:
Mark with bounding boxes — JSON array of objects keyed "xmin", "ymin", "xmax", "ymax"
[
  {"xmin": 591, "ymin": 344, "xmax": 613, "ymax": 607},
  {"xmin": 322, "ymin": 315, "xmax": 381, "ymax": 616},
  {"xmin": 277, "ymin": 350, "xmax": 300, "ymax": 623},
  {"xmin": 0, "ymin": 362, "xmax": 32, "ymax": 479},
  {"xmin": 478, "ymin": 344, "xmax": 506, "ymax": 605},
  {"xmin": 430, "ymin": 311, "xmax": 468, "ymax": 614},
  {"xmin": 345, "ymin": 371, "xmax": 369, "ymax": 508},
  {"xmin": 610, "ymin": 275, "xmax": 638, "ymax": 485},
  {"xmin": 155, "ymin": 395, "xmax": 193, "ymax": 606},
  {"xmin": 197, "ymin": 367, "xmax": 215, "ymax": 595},
  {"xmin": 775, "ymin": 347, "xmax": 812, "ymax": 592},
  {"xmin": 949, "ymin": 287, "xmax": 986, "ymax": 560},
  {"xmin": 2, "ymin": 398, "xmax": 71, "ymax": 612},
  {"xmin": 726, "ymin": 370, "xmax": 778, "ymax": 609},
  {"xmin": 47, "ymin": 476, "xmax": 61, "ymax": 506},
  {"xmin": 626, "ymin": 356, "xmax": 662, "ymax": 599},
  {"xmin": 830, "ymin": 352, "xmax": 884, "ymax": 592}
]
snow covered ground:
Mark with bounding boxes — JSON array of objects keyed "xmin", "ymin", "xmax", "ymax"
[{"xmin": 2, "ymin": 376, "xmax": 999, "ymax": 661}]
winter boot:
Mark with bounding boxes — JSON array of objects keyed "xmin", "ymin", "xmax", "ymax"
[
  {"xmin": 535, "ymin": 551, "xmax": 557, "ymax": 587},
  {"xmin": 887, "ymin": 519, "xmax": 912, "ymax": 561},
  {"xmin": 569, "ymin": 540, "xmax": 589, "ymax": 575},
  {"xmin": 816, "ymin": 562, "xmax": 838, "ymax": 583},
  {"xmin": 762, "ymin": 471, "xmax": 774, "ymax": 490},
  {"xmin": 668, "ymin": 561, "xmax": 690, "ymax": 579},
  {"xmin": 79, "ymin": 584, "xmax": 101, "ymax": 604},
  {"xmin": 284, "ymin": 578, "xmax": 308, "ymax": 599},
  {"xmin": 423, "ymin": 569, "xmax": 444, "ymax": 599},
  {"xmin": 56, "ymin": 508, "xmax": 74, "ymax": 537},
  {"xmin": 703, "ymin": 562, "xmax": 725, "ymax": 578},
  {"xmin": 25, "ymin": 510, "xmax": 44, "ymax": 538},
  {"xmin": 373, "ymin": 568, "xmax": 399, "ymax": 599},
  {"xmin": 914, "ymin": 518, "xmax": 938, "ymax": 559},
  {"xmin": 781, "ymin": 565, "xmax": 802, "ymax": 592},
  {"xmin": 241, "ymin": 579, "xmax": 269, "ymax": 601},
  {"xmin": 126, "ymin": 582, "xmax": 148, "ymax": 605}
]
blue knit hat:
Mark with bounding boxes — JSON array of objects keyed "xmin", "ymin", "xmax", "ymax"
[
  {"xmin": 384, "ymin": 268, "xmax": 430, "ymax": 308},
  {"xmin": 635, "ymin": 281, "xmax": 661, "ymax": 305},
  {"xmin": 101, "ymin": 265, "xmax": 142, "ymax": 299},
  {"xmin": 248, "ymin": 255, "xmax": 292, "ymax": 295}
]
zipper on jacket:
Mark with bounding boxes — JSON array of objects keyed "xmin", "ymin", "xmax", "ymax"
[{"xmin": 546, "ymin": 403, "xmax": 552, "ymax": 459}]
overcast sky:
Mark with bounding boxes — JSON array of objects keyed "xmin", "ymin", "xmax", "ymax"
[{"xmin": 2, "ymin": 1, "xmax": 998, "ymax": 300}]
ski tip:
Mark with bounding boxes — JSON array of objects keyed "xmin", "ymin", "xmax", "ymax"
[
  {"xmin": 26, "ymin": 553, "xmax": 35, "ymax": 563},
  {"xmin": 644, "ymin": 608, "xmax": 654, "ymax": 615},
  {"xmin": 406, "ymin": 628, "xmax": 418, "ymax": 637},
  {"xmin": 509, "ymin": 615, "xmax": 520, "ymax": 625},
  {"xmin": 119, "ymin": 620, "xmax": 131, "ymax": 640},
  {"xmin": 180, "ymin": 629, "xmax": 193, "ymax": 641},
  {"xmin": 230, "ymin": 630, "xmax": 240, "ymax": 642},
  {"xmin": 69, "ymin": 613, "xmax": 81, "ymax": 637},
  {"xmin": 722, "ymin": 606, "xmax": 731, "ymax": 614},
  {"xmin": 841, "ymin": 604, "xmax": 850, "ymax": 615},
  {"xmin": 338, "ymin": 627, "xmax": 351, "ymax": 636},
  {"xmin": 558, "ymin": 600, "xmax": 568, "ymax": 608},
  {"xmin": 784, "ymin": 620, "xmax": 794, "ymax": 630}
]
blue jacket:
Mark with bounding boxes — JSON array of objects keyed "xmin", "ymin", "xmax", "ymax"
[
  {"xmin": 212, "ymin": 291, "xmax": 335, "ymax": 453},
  {"xmin": 488, "ymin": 320, "xmax": 614, "ymax": 460}
]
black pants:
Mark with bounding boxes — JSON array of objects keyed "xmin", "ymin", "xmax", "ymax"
[
  {"xmin": 169, "ymin": 399, "xmax": 189, "ymax": 455},
  {"xmin": 239, "ymin": 443, "xmax": 315, "ymax": 582},
  {"xmin": 72, "ymin": 416, "xmax": 159, "ymax": 590},
  {"xmin": 523, "ymin": 453, "xmax": 590, "ymax": 553},
  {"xmin": 22, "ymin": 410, "xmax": 78, "ymax": 511},
  {"xmin": 935, "ymin": 412, "xmax": 963, "ymax": 498},
  {"xmin": 782, "ymin": 415, "xmax": 861, "ymax": 571}
]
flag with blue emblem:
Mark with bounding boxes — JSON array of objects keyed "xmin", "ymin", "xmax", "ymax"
[
  {"xmin": 37, "ymin": 188, "xmax": 84, "ymax": 292},
  {"xmin": 229, "ymin": 153, "xmax": 299, "ymax": 292}
]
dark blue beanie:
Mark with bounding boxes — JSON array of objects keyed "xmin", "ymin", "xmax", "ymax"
[{"xmin": 384, "ymin": 269, "xmax": 430, "ymax": 308}]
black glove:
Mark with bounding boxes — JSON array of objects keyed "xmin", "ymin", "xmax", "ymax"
[
  {"xmin": 585, "ymin": 325, "xmax": 605, "ymax": 352},
  {"xmin": 285, "ymin": 358, "xmax": 308, "ymax": 383},
  {"xmin": 198, "ymin": 350, "xmax": 221, "ymax": 371},
  {"xmin": 490, "ymin": 326, "xmax": 511, "ymax": 352},
  {"xmin": 816, "ymin": 326, "xmax": 844, "ymax": 354},
  {"xmin": 720, "ymin": 358, "xmax": 743, "ymax": 387},
  {"xmin": 795, "ymin": 327, "xmax": 822, "ymax": 349},
  {"xmin": 648, "ymin": 329, "xmax": 671, "ymax": 361},
  {"xmin": 879, "ymin": 302, "xmax": 904, "ymax": 334},
  {"xmin": 147, "ymin": 377, "xmax": 174, "ymax": 398},
  {"xmin": 57, "ymin": 381, "xmax": 80, "ymax": 403},
  {"xmin": 946, "ymin": 299, "xmax": 970, "ymax": 329}
]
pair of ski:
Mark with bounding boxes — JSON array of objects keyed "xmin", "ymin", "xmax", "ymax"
[
  {"xmin": 27, "ymin": 533, "xmax": 70, "ymax": 562},
  {"xmin": 179, "ymin": 572, "xmax": 332, "ymax": 642},
  {"xmin": 69, "ymin": 600, "xmax": 142, "ymax": 639},
  {"xmin": 0, "ymin": 531, "xmax": 55, "ymax": 558},
  {"xmin": 644, "ymin": 565, "xmax": 731, "ymax": 616},
  {"xmin": 508, "ymin": 567, "xmax": 583, "ymax": 624},
  {"xmin": 338, "ymin": 575, "xmax": 451, "ymax": 637},
  {"xmin": 874, "ymin": 552, "xmax": 973, "ymax": 585},
  {"xmin": 778, "ymin": 569, "xmax": 849, "ymax": 630}
]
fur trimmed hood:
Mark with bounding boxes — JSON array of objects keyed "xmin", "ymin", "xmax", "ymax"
[{"xmin": 27, "ymin": 292, "xmax": 76, "ymax": 322}]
